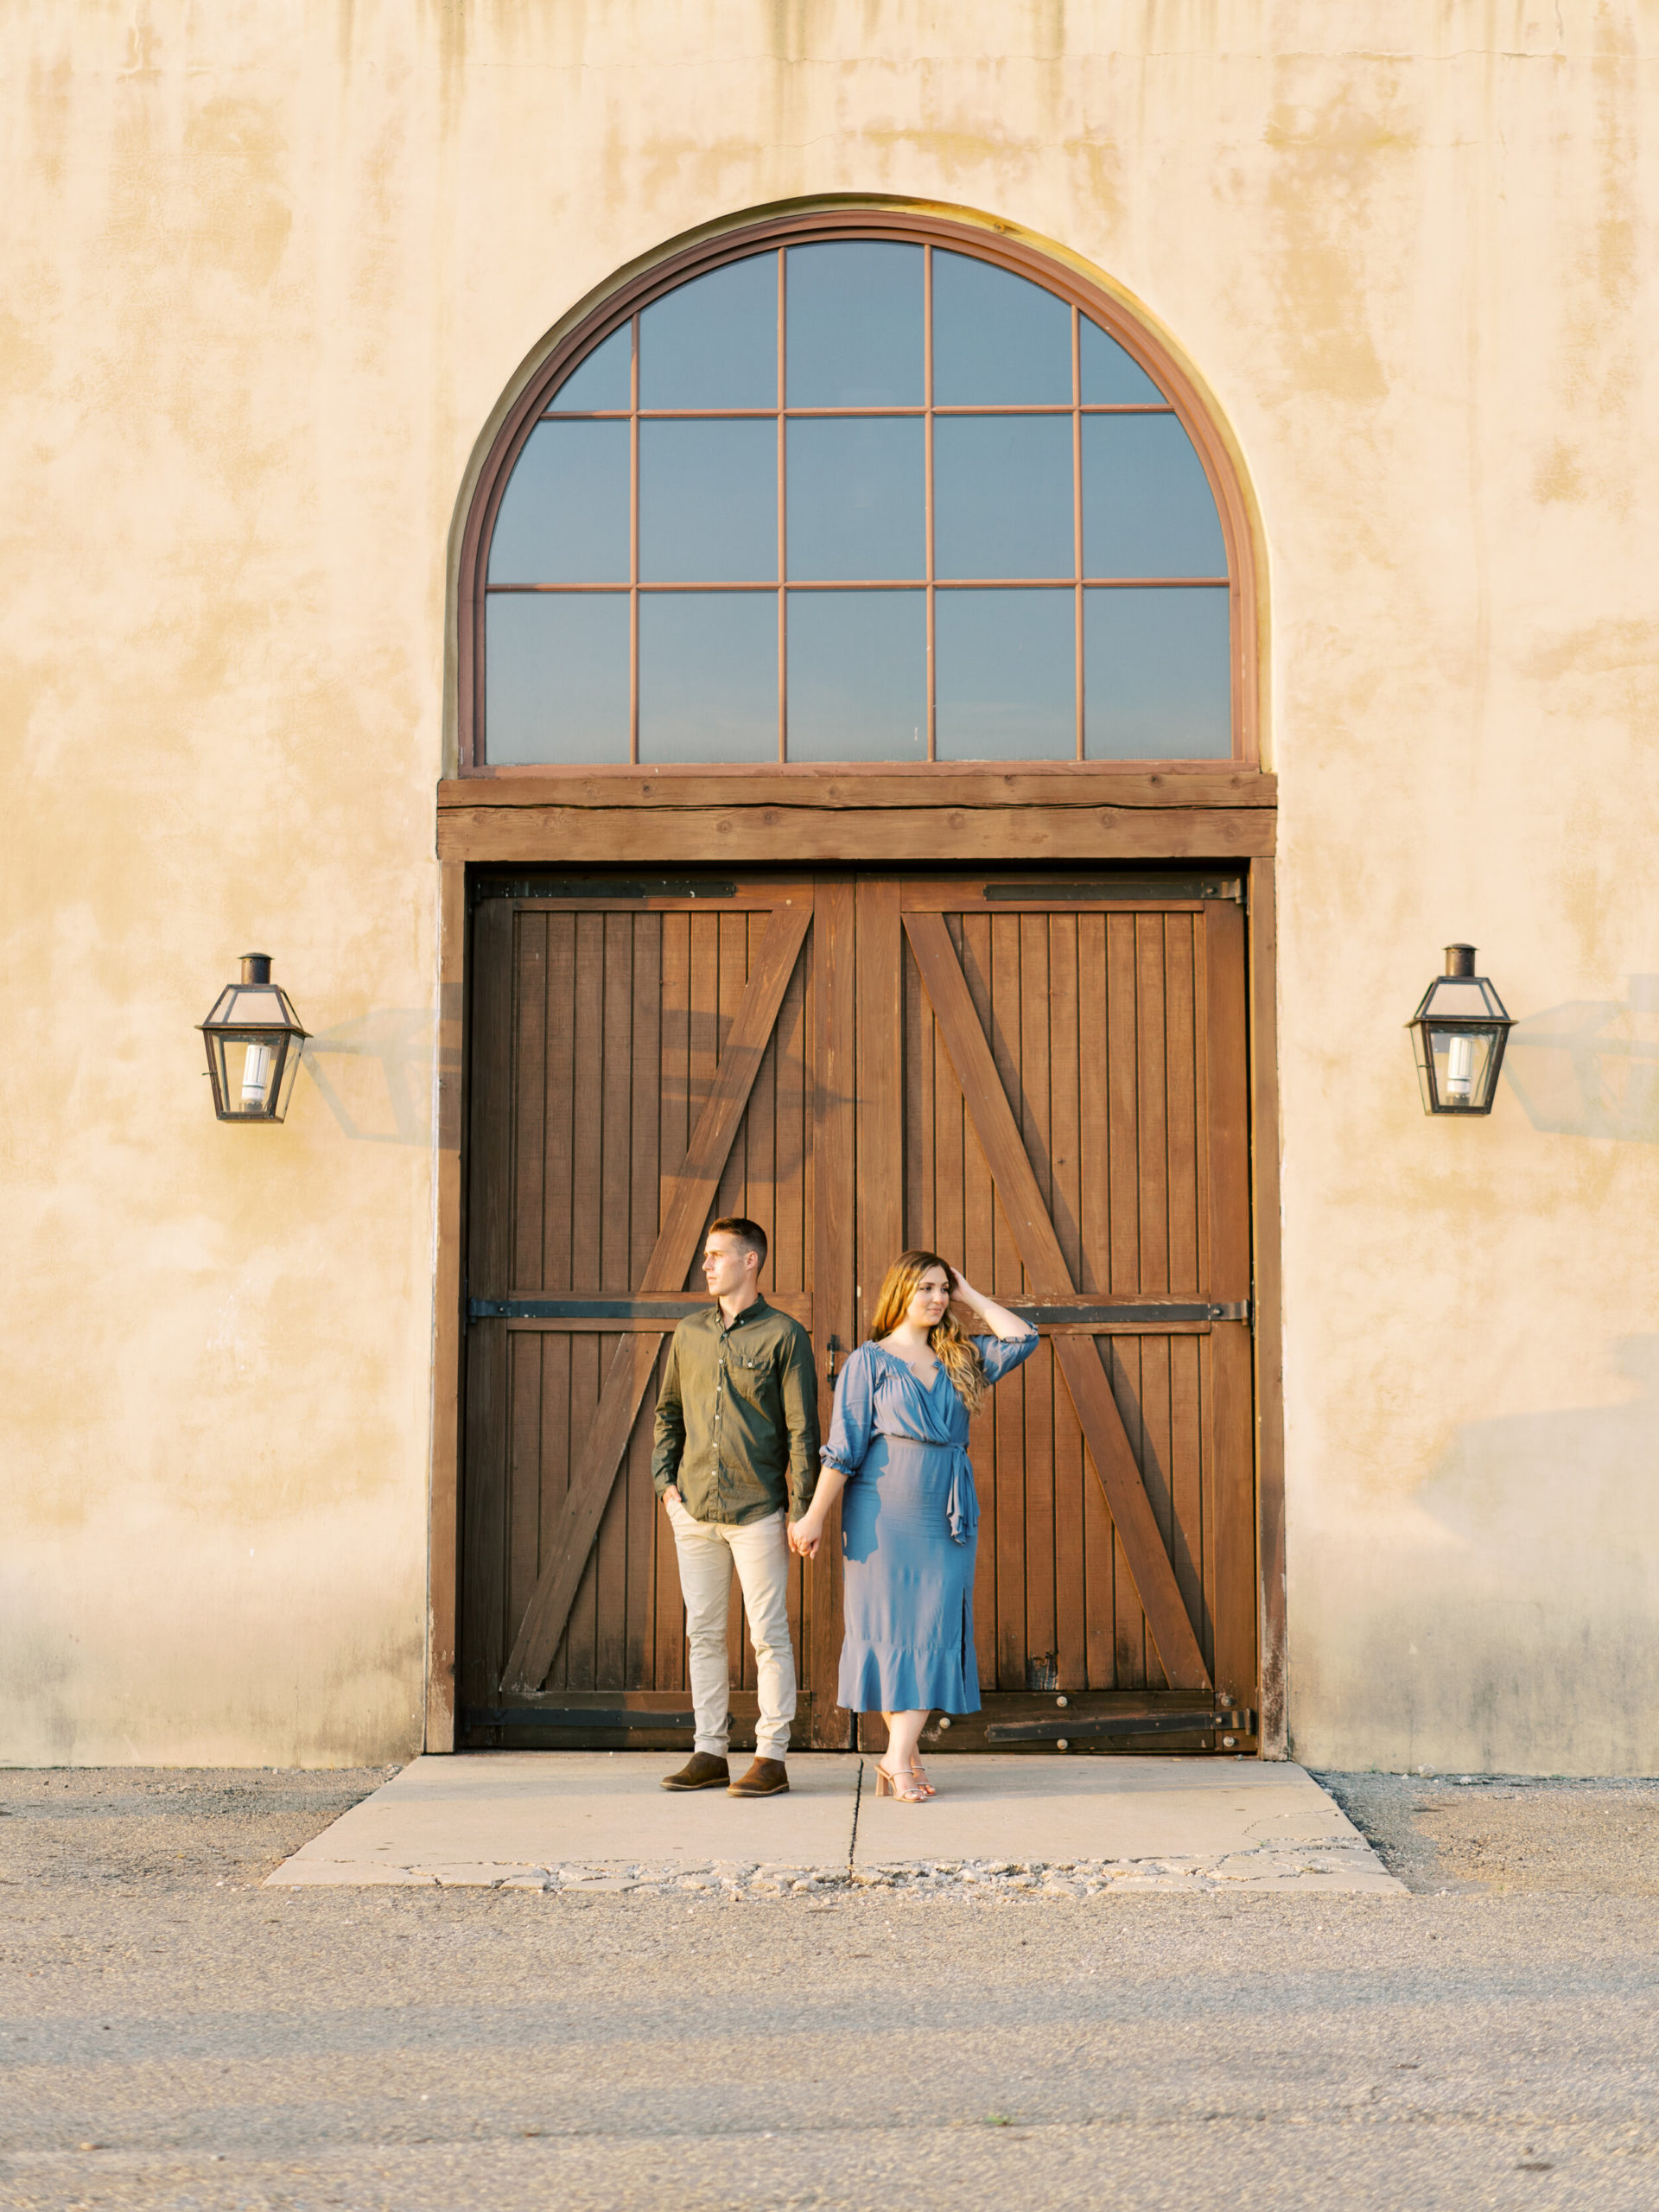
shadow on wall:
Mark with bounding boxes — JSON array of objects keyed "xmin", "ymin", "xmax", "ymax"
[
  {"xmin": 1323, "ymin": 1338, "xmax": 1659, "ymax": 1771},
  {"xmin": 302, "ymin": 1011, "xmax": 442, "ymax": 1145},
  {"xmin": 1504, "ymin": 977, "xmax": 1659, "ymax": 1141}
]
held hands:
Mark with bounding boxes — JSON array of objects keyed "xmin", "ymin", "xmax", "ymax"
[{"xmin": 787, "ymin": 1513, "xmax": 823, "ymax": 1559}]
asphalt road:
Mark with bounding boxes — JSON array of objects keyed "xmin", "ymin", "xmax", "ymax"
[{"xmin": 3, "ymin": 1765, "xmax": 1657, "ymax": 2210}]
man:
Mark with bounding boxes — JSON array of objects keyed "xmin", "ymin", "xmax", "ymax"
[{"xmin": 652, "ymin": 1217, "xmax": 819, "ymax": 1796}]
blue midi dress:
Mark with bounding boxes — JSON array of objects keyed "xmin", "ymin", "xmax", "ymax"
[{"xmin": 824, "ymin": 1334, "xmax": 1039, "ymax": 1714}]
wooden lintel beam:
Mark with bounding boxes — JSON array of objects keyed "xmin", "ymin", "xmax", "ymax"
[
  {"xmin": 439, "ymin": 805, "xmax": 1275, "ymax": 866},
  {"xmin": 440, "ymin": 767, "xmax": 1276, "ymax": 812}
]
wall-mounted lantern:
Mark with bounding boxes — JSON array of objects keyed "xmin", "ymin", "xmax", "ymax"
[
  {"xmin": 199, "ymin": 953, "xmax": 308, "ymax": 1122},
  {"xmin": 1408, "ymin": 944, "xmax": 1513, "ymax": 1115}
]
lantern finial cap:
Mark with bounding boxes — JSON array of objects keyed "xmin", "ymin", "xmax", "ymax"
[
  {"xmin": 1445, "ymin": 944, "xmax": 1477, "ymax": 977},
  {"xmin": 240, "ymin": 952, "xmax": 272, "ymax": 986}
]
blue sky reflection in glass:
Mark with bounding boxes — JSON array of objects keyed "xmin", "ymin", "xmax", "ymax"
[
  {"xmin": 639, "ymin": 255, "xmax": 777, "ymax": 410},
  {"xmin": 486, "ymin": 595, "xmax": 630, "ymax": 765},
  {"xmin": 488, "ymin": 422, "xmax": 629, "ymax": 583},
  {"xmin": 935, "ymin": 589, "xmax": 1076, "ymax": 760},
  {"xmin": 545, "ymin": 323, "xmax": 632, "ymax": 412},
  {"xmin": 785, "ymin": 243, "xmax": 924, "ymax": 406},
  {"xmin": 788, "ymin": 417, "xmax": 925, "ymax": 579},
  {"xmin": 787, "ymin": 591, "xmax": 926, "ymax": 760},
  {"xmin": 639, "ymin": 593, "xmax": 777, "ymax": 762}
]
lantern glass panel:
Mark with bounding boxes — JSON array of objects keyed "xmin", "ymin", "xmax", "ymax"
[
  {"xmin": 204, "ymin": 1030, "xmax": 299, "ymax": 1120},
  {"xmin": 1416, "ymin": 1023, "xmax": 1502, "ymax": 1113},
  {"xmin": 1418, "ymin": 977, "xmax": 1503, "ymax": 1022}
]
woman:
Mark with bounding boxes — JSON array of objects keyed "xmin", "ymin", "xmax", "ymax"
[{"xmin": 787, "ymin": 1252, "xmax": 1036, "ymax": 1802}]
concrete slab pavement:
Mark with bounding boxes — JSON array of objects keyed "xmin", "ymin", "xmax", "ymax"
[
  {"xmin": 264, "ymin": 1751, "xmax": 858, "ymax": 1888},
  {"xmin": 265, "ymin": 1752, "xmax": 1403, "ymax": 1894}
]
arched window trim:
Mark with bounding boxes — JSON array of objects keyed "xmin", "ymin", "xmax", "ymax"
[{"xmin": 455, "ymin": 206, "xmax": 1259, "ymax": 775}]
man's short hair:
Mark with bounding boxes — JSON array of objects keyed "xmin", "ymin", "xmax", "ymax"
[{"xmin": 709, "ymin": 1216, "xmax": 767, "ymax": 1270}]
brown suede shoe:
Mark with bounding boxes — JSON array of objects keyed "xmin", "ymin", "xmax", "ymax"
[
  {"xmin": 660, "ymin": 1752, "xmax": 730, "ymax": 1792},
  {"xmin": 727, "ymin": 1758, "xmax": 789, "ymax": 1797}
]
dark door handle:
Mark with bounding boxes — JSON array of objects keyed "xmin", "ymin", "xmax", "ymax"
[{"xmin": 826, "ymin": 1334, "xmax": 843, "ymax": 1383}]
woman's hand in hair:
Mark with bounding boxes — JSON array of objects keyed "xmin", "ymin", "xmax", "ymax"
[{"xmin": 947, "ymin": 1268, "xmax": 1036, "ymax": 1341}]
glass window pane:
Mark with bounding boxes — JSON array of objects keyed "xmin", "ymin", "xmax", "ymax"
[
  {"xmin": 786, "ymin": 417, "xmax": 924, "ymax": 581},
  {"xmin": 639, "ymin": 254, "xmax": 776, "ymax": 410},
  {"xmin": 546, "ymin": 324, "xmax": 632, "ymax": 412},
  {"xmin": 933, "ymin": 416, "xmax": 1074, "ymax": 580},
  {"xmin": 931, "ymin": 251, "xmax": 1071, "ymax": 405},
  {"xmin": 639, "ymin": 420, "xmax": 775, "ymax": 582},
  {"xmin": 486, "ymin": 594, "xmax": 630, "ymax": 765},
  {"xmin": 785, "ymin": 243, "xmax": 924, "ymax": 406},
  {"xmin": 1079, "ymin": 318, "xmax": 1165, "ymax": 404},
  {"xmin": 935, "ymin": 588, "xmax": 1075, "ymax": 760},
  {"xmin": 1083, "ymin": 416, "xmax": 1226, "ymax": 578},
  {"xmin": 1084, "ymin": 588, "xmax": 1230, "ymax": 759},
  {"xmin": 785, "ymin": 591, "xmax": 925, "ymax": 761},
  {"xmin": 639, "ymin": 592, "xmax": 777, "ymax": 762},
  {"xmin": 487, "ymin": 422, "xmax": 630, "ymax": 584}
]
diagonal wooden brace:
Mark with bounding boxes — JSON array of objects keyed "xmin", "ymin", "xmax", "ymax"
[
  {"xmin": 502, "ymin": 902, "xmax": 813, "ymax": 1695},
  {"xmin": 902, "ymin": 910, "xmax": 1211, "ymax": 1691}
]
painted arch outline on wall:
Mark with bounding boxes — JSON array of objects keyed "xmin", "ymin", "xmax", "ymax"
[{"xmin": 451, "ymin": 200, "xmax": 1263, "ymax": 777}]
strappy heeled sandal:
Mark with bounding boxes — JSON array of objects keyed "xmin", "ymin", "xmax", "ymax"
[
  {"xmin": 907, "ymin": 1760, "xmax": 937, "ymax": 1797},
  {"xmin": 874, "ymin": 1762, "xmax": 928, "ymax": 1803}
]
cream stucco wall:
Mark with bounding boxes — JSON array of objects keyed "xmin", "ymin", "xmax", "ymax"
[{"xmin": 3, "ymin": 2, "xmax": 1656, "ymax": 1769}]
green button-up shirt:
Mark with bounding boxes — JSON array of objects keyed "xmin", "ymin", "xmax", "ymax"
[{"xmin": 651, "ymin": 1296, "xmax": 820, "ymax": 1526}]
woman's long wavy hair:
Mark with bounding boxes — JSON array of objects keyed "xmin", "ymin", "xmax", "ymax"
[{"xmin": 867, "ymin": 1249, "xmax": 988, "ymax": 1416}]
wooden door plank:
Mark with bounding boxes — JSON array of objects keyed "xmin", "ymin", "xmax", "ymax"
[
  {"xmin": 1165, "ymin": 915, "xmax": 1202, "ymax": 1296},
  {"xmin": 1109, "ymin": 1337, "xmax": 1148, "ymax": 1689},
  {"xmin": 502, "ymin": 902, "xmax": 814, "ymax": 1693},
  {"xmin": 1020, "ymin": 915, "xmax": 1056, "ymax": 1687},
  {"xmin": 1204, "ymin": 896, "xmax": 1259, "ymax": 1717},
  {"xmin": 812, "ymin": 878, "xmax": 855, "ymax": 1749},
  {"xmin": 626, "ymin": 917, "xmax": 664, "ymax": 1687},
  {"xmin": 904, "ymin": 908, "xmax": 936, "ymax": 1252},
  {"xmin": 1106, "ymin": 914, "xmax": 1140, "ymax": 1295},
  {"xmin": 1075, "ymin": 912, "xmax": 1117, "ymax": 1685},
  {"xmin": 512, "ymin": 915, "xmax": 548, "ymax": 1289},
  {"xmin": 1248, "ymin": 860, "xmax": 1288, "ymax": 1754},
  {"xmin": 855, "ymin": 879, "xmax": 904, "ymax": 1329},
  {"xmin": 902, "ymin": 910, "xmax": 1211, "ymax": 1691},
  {"xmin": 460, "ymin": 898, "xmax": 514, "ymax": 1713},
  {"xmin": 542, "ymin": 915, "xmax": 576, "ymax": 1292},
  {"xmin": 989, "ymin": 915, "xmax": 1025, "ymax": 1689},
  {"xmin": 1048, "ymin": 916, "xmax": 1087, "ymax": 1690},
  {"xmin": 1136, "ymin": 917, "xmax": 1170, "ymax": 1294}
]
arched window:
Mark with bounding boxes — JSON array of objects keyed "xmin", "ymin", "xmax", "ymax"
[{"xmin": 467, "ymin": 222, "xmax": 1243, "ymax": 768}]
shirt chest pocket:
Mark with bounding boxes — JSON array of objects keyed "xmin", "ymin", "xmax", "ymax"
[{"xmin": 721, "ymin": 1350, "xmax": 776, "ymax": 1410}]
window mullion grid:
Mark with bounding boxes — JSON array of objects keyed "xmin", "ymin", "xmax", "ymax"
[
  {"xmin": 924, "ymin": 244, "xmax": 936, "ymax": 762},
  {"xmin": 777, "ymin": 249, "xmax": 787, "ymax": 764},
  {"xmin": 1072, "ymin": 305, "xmax": 1084, "ymax": 761},
  {"xmin": 629, "ymin": 312, "xmax": 640, "ymax": 766}
]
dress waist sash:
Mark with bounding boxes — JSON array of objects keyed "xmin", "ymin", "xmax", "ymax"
[{"xmin": 895, "ymin": 1435, "xmax": 977, "ymax": 1546}]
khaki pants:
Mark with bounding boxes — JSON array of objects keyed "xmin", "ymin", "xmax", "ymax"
[{"xmin": 665, "ymin": 1497, "xmax": 796, "ymax": 1762}]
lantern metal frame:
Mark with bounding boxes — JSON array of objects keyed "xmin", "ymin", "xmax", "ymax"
[
  {"xmin": 1408, "ymin": 943, "xmax": 1513, "ymax": 1116},
  {"xmin": 199, "ymin": 952, "xmax": 309, "ymax": 1122}
]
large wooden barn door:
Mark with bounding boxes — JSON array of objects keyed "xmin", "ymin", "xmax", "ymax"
[
  {"xmin": 855, "ymin": 874, "xmax": 1257, "ymax": 1755},
  {"xmin": 457, "ymin": 868, "xmax": 1256, "ymax": 1755},
  {"xmin": 457, "ymin": 874, "xmax": 836, "ymax": 1750}
]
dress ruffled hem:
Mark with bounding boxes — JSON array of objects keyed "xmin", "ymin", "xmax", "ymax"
[{"xmin": 837, "ymin": 1640, "xmax": 980, "ymax": 1716}]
